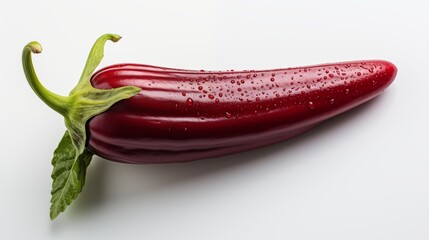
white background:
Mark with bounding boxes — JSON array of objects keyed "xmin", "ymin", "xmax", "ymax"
[{"xmin": 1, "ymin": 0, "xmax": 428, "ymax": 239}]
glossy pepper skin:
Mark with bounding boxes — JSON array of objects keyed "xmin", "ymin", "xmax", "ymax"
[{"xmin": 88, "ymin": 60, "xmax": 396, "ymax": 163}]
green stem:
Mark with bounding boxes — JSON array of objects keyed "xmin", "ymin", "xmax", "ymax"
[
  {"xmin": 72, "ymin": 34, "xmax": 121, "ymax": 94},
  {"xmin": 22, "ymin": 42, "xmax": 68, "ymax": 116},
  {"xmin": 23, "ymin": 34, "xmax": 141, "ymax": 220}
]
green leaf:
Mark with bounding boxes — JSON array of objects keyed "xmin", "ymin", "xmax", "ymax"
[{"xmin": 50, "ymin": 131, "xmax": 93, "ymax": 220}]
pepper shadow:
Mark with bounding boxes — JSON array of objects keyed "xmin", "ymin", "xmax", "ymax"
[{"xmin": 70, "ymin": 93, "xmax": 389, "ymax": 218}]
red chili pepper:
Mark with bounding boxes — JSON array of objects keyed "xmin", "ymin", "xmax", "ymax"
[
  {"xmin": 22, "ymin": 34, "xmax": 397, "ymax": 219},
  {"xmin": 88, "ymin": 60, "xmax": 396, "ymax": 163}
]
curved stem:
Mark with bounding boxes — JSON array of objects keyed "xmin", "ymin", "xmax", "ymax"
[
  {"xmin": 72, "ymin": 34, "xmax": 122, "ymax": 94},
  {"xmin": 22, "ymin": 42, "xmax": 68, "ymax": 116}
]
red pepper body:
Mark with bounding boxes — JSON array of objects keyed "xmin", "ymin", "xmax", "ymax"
[{"xmin": 87, "ymin": 60, "xmax": 396, "ymax": 163}]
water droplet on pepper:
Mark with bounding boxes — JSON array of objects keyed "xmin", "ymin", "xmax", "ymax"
[{"xmin": 186, "ymin": 98, "xmax": 193, "ymax": 106}]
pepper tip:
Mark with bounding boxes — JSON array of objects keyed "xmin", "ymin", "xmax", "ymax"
[
  {"xmin": 26, "ymin": 41, "xmax": 43, "ymax": 54},
  {"xmin": 110, "ymin": 34, "xmax": 122, "ymax": 42}
]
